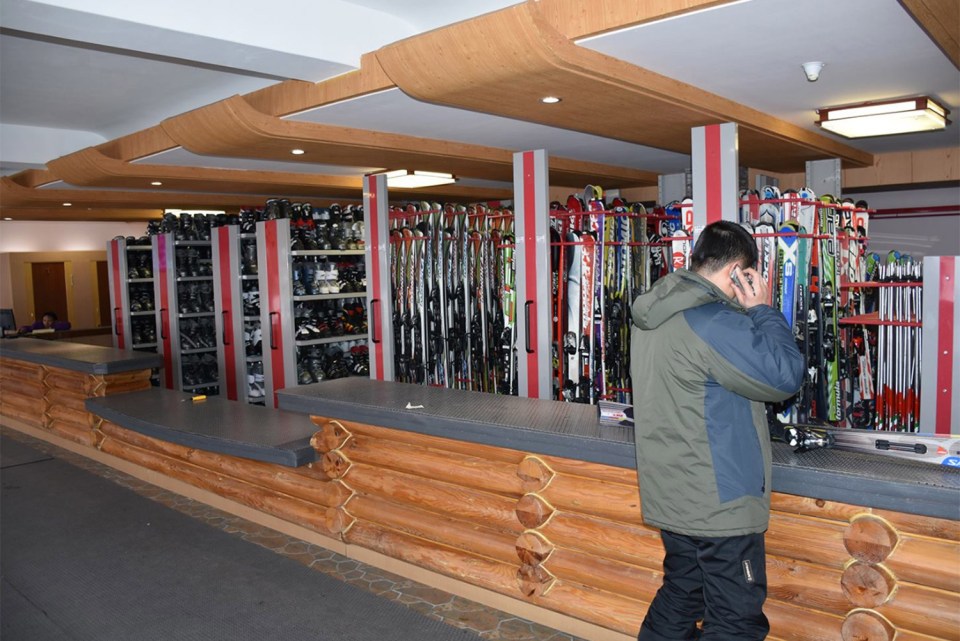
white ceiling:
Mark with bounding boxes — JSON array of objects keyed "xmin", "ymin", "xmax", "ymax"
[
  {"xmin": 582, "ymin": 0, "xmax": 959, "ymax": 155},
  {"xmin": 0, "ymin": 0, "xmax": 958, "ymax": 181}
]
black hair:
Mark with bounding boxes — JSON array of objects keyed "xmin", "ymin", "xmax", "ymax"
[
  {"xmin": 689, "ymin": 220, "xmax": 758, "ymax": 274},
  {"xmin": 42, "ymin": 311, "xmax": 57, "ymax": 320}
]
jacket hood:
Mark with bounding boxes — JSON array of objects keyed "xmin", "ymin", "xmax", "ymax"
[{"xmin": 632, "ymin": 269, "xmax": 740, "ymax": 330}]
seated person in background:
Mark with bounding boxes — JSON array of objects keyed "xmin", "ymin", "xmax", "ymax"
[{"xmin": 20, "ymin": 311, "xmax": 71, "ymax": 333}]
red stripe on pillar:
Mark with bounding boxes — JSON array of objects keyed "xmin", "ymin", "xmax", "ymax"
[
  {"xmin": 265, "ymin": 221, "xmax": 285, "ymax": 407},
  {"xmin": 218, "ymin": 230, "xmax": 237, "ymax": 400},
  {"xmin": 368, "ymin": 179, "xmax": 385, "ymax": 380},
  {"xmin": 110, "ymin": 241, "xmax": 125, "ymax": 349},
  {"xmin": 705, "ymin": 125, "xmax": 722, "ymax": 224},
  {"xmin": 523, "ymin": 151, "xmax": 539, "ymax": 398},
  {"xmin": 936, "ymin": 256, "xmax": 955, "ymax": 434},
  {"xmin": 157, "ymin": 235, "xmax": 174, "ymax": 389}
]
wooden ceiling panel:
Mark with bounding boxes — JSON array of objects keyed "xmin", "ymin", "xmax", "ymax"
[
  {"xmin": 0, "ymin": 207, "xmax": 164, "ymax": 222},
  {"xmin": 898, "ymin": 0, "xmax": 960, "ymax": 69},
  {"xmin": 374, "ymin": 1, "xmax": 873, "ymax": 173}
]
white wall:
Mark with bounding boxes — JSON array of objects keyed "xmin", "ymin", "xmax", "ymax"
[
  {"xmin": 853, "ymin": 187, "xmax": 960, "ymax": 258},
  {"xmin": 0, "ymin": 221, "xmax": 147, "ymax": 312},
  {"xmin": 0, "ymin": 221, "xmax": 147, "ymax": 252}
]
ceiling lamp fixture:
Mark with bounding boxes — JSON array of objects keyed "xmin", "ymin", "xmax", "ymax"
[
  {"xmin": 816, "ymin": 97, "xmax": 950, "ymax": 138},
  {"xmin": 151, "ymin": 181, "xmax": 163, "ymax": 186},
  {"xmin": 291, "ymin": 148, "xmax": 306, "ymax": 155},
  {"xmin": 62, "ymin": 202, "xmax": 72, "ymax": 206},
  {"xmin": 540, "ymin": 96, "xmax": 562, "ymax": 104},
  {"xmin": 383, "ymin": 170, "xmax": 456, "ymax": 189}
]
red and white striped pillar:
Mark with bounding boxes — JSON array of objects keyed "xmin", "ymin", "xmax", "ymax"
[
  {"xmin": 513, "ymin": 149, "xmax": 552, "ymax": 399},
  {"xmin": 920, "ymin": 255, "xmax": 959, "ymax": 435},
  {"xmin": 363, "ymin": 173, "xmax": 394, "ymax": 382},
  {"xmin": 691, "ymin": 123, "xmax": 739, "ymax": 241}
]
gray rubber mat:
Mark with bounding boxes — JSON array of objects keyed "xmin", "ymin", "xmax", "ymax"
[
  {"xmin": 0, "ymin": 437, "xmax": 480, "ymax": 641},
  {"xmin": 1, "ymin": 436, "xmax": 53, "ymax": 468}
]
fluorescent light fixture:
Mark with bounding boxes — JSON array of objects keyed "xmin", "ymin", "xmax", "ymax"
[
  {"xmin": 816, "ymin": 97, "xmax": 950, "ymax": 138},
  {"xmin": 291, "ymin": 148, "xmax": 306, "ymax": 155},
  {"xmin": 62, "ymin": 202, "xmax": 72, "ymax": 206},
  {"xmin": 151, "ymin": 181, "xmax": 163, "ymax": 186},
  {"xmin": 541, "ymin": 96, "xmax": 562, "ymax": 104},
  {"xmin": 383, "ymin": 170, "xmax": 457, "ymax": 189}
]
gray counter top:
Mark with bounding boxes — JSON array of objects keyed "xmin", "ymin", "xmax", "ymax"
[
  {"xmin": 86, "ymin": 389, "xmax": 318, "ymax": 467},
  {"xmin": 0, "ymin": 337, "xmax": 162, "ymax": 375},
  {"xmin": 279, "ymin": 379, "xmax": 960, "ymax": 520}
]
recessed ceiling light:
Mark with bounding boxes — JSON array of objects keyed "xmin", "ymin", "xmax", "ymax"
[
  {"xmin": 381, "ymin": 170, "xmax": 457, "ymax": 189},
  {"xmin": 151, "ymin": 181, "xmax": 163, "ymax": 186},
  {"xmin": 62, "ymin": 202, "xmax": 72, "ymax": 206},
  {"xmin": 291, "ymin": 148, "xmax": 306, "ymax": 155},
  {"xmin": 541, "ymin": 96, "xmax": 562, "ymax": 104}
]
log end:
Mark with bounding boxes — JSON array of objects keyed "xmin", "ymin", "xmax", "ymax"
[
  {"xmin": 840, "ymin": 562, "xmax": 896, "ymax": 608},
  {"xmin": 517, "ymin": 456, "xmax": 555, "ymax": 492},
  {"xmin": 516, "ymin": 493, "xmax": 554, "ymax": 529},
  {"xmin": 311, "ymin": 420, "xmax": 352, "ymax": 453},
  {"xmin": 517, "ymin": 563, "xmax": 555, "ymax": 598},
  {"xmin": 324, "ymin": 506, "xmax": 356, "ymax": 536},
  {"xmin": 515, "ymin": 530, "xmax": 555, "ymax": 566},
  {"xmin": 841, "ymin": 609, "xmax": 896, "ymax": 641},
  {"xmin": 844, "ymin": 516, "xmax": 899, "ymax": 564},
  {"xmin": 321, "ymin": 450, "xmax": 352, "ymax": 479}
]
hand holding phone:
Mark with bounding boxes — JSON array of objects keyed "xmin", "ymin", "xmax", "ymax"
[{"xmin": 731, "ymin": 266, "xmax": 767, "ymax": 307}]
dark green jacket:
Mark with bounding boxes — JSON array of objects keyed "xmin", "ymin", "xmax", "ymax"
[{"xmin": 630, "ymin": 269, "xmax": 804, "ymax": 536}]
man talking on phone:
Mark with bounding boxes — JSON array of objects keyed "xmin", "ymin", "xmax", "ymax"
[{"xmin": 630, "ymin": 220, "xmax": 804, "ymax": 640}]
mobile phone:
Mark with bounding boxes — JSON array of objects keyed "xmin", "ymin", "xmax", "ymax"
[{"xmin": 731, "ymin": 266, "xmax": 755, "ymax": 296}]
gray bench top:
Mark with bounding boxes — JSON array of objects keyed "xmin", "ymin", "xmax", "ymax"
[
  {"xmin": 86, "ymin": 389, "xmax": 317, "ymax": 467},
  {"xmin": 279, "ymin": 379, "xmax": 960, "ymax": 520},
  {"xmin": 0, "ymin": 337, "xmax": 162, "ymax": 375}
]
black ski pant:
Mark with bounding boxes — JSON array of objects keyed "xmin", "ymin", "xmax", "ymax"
[{"xmin": 637, "ymin": 530, "xmax": 769, "ymax": 641}]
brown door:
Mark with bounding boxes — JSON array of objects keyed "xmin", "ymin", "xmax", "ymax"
[
  {"xmin": 96, "ymin": 261, "xmax": 110, "ymax": 327},
  {"xmin": 31, "ymin": 262, "xmax": 68, "ymax": 325}
]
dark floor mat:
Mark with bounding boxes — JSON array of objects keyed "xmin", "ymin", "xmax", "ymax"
[
  {"xmin": 0, "ymin": 437, "xmax": 481, "ymax": 641},
  {"xmin": 1, "ymin": 436, "xmax": 53, "ymax": 468}
]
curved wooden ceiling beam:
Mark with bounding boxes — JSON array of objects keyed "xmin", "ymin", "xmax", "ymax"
[
  {"xmin": 0, "ymin": 206, "xmax": 164, "ymax": 223},
  {"xmin": 47, "ymin": 147, "xmax": 367, "ymax": 199},
  {"xmin": 375, "ymin": 1, "xmax": 872, "ymax": 173},
  {"xmin": 159, "ymin": 95, "xmax": 655, "ymax": 188},
  {"xmin": 899, "ymin": 0, "xmax": 960, "ymax": 69},
  {"xmin": 0, "ymin": 176, "xmax": 272, "ymax": 210},
  {"xmin": 6, "ymin": 169, "xmax": 59, "ymax": 188},
  {"xmin": 45, "ymin": 147, "xmax": 513, "ymax": 202},
  {"xmin": 245, "ymin": 54, "xmax": 398, "ymax": 117}
]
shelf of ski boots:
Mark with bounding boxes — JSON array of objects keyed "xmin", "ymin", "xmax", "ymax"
[
  {"xmin": 387, "ymin": 201, "xmax": 517, "ymax": 395},
  {"xmin": 208, "ymin": 210, "xmax": 268, "ymax": 405},
  {"xmin": 106, "ymin": 234, "xmax": 162, "ymax": 387},
  {"xmin": 251, "ymin": 198, "xmax": 369, "ymax": 408},
  {"xmin": 149, "ymin": 212, "xmax": 221, "ymax": 396},
  {"xmin": 550, "ymin": 186, "xmax": 682, "ymax": 406}
]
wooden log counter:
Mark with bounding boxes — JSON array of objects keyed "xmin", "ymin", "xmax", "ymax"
[
  {"xmin": 1, "ymin": 348, "xmax": 957, "ymax": 641},
  {"xmin": 0, "ymin": 337, "xmax": 160, "ymax": 445},
  {"xmin": 278, "ymin": 380, "xmax": 960, "ymax": 641}
]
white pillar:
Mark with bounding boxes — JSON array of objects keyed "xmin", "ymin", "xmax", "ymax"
[
  {"xmin": 513, "ymin": 149, "xmax": 552, "ymax": 399},
  {"xmin": 691, "ymin": 123, "xmax": 739, "ymax": 240},
  {"xmin": 363, "ymin": 173, "xmax": 394, "ymax": 381}
]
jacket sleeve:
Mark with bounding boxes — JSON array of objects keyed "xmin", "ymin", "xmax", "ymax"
[{"xmin": 683, "ymin": 303, "xmax": 805, "ymax": 402}]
